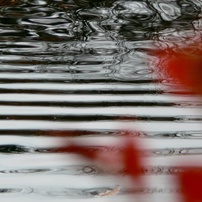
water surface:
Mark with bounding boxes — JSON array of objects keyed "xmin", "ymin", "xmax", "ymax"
[{"xmin": 0, "ymin": 0, "xmax": 202, "ymax": 201}]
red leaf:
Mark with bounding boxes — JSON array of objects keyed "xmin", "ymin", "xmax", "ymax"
[
  {"xmin": 178, "ymin": 167, "xmax": 202, "ymax": 202},
  {"xmin": 57, "ymin": 130, "xmax": 144, "ymax": 185},
  {"xmin": 156, "ymin": 46, "xmax": 202, "ymax": 94},
  {"xmin": 122, "ymin": 132, "xmax": 143, "ymax": 183},
  {"xmin": 55, "ymin": 143, "xmax": 98, "ymax": 160}
]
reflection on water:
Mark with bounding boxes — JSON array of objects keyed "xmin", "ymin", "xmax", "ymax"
[{"xmin": 0, "ymin": 0, "xmax": 202, "ymax": 201}]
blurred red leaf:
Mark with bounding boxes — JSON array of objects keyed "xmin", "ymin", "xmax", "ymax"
[
  {"xmin": 56, "ymin": 143, "xmax": 98, "ymax": 159},
  {"xmin": 156, "ymin": 45, "xmax": 202, "ymax": 94},
  {"xmin": 123, "ymin": 135, "xmax": 143, "ymax": 183},
  {"xmin": 178, "ymin": 166, "xmax": 202, "ymax": 202},
  {"xmin": 58, "ymin": 130, "xmax": 144, "ymax": 184}
]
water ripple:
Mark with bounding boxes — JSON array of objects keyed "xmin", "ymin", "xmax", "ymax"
[
  {"xmin": 0, "ymin": 186, "xmax": 33, "ymax": 195},
  {"xmin": 35, "ymin": 186, "xmax": 120, "ymax": 198},
  {"xmin": 0, "ymin": 0, "xmax": 202, "ymax": 201},
  {"xmin": 0, "ymin": 165, "xmax": 101, "ymax": 175}
]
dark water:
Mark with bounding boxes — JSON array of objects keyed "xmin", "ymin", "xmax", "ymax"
[{"xmin": 0, "ymin": 0, "xmax": 202, "ymax": 201}]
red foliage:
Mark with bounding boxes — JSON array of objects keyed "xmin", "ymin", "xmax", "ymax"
[
  {"xmin": 178, "ymin": 166, "xmax": 202, "ymax": 202},
  {"xmin": 56, "ymin": 143, "xmax": 98, "ymax": 159},
  {"xmin": 156, "ymin": 46, "xmax": 202, "ymax": 94},
  {"xmin": 122, "ymin": 132, "xmax": 143, "ymax": 183},
  {"xmin": 59, "ymin": 130, "xmax": 144, "ymax": 184}
]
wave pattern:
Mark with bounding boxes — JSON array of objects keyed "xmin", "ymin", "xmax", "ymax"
[{"xmin": 0, "ymin": 0, "xmax": 202, "ymax": 201}]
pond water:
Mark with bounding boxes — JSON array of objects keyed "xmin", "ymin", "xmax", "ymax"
[{"xmin": 0, "ymin": 0, "xmax": 202, "ymax": 202}]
